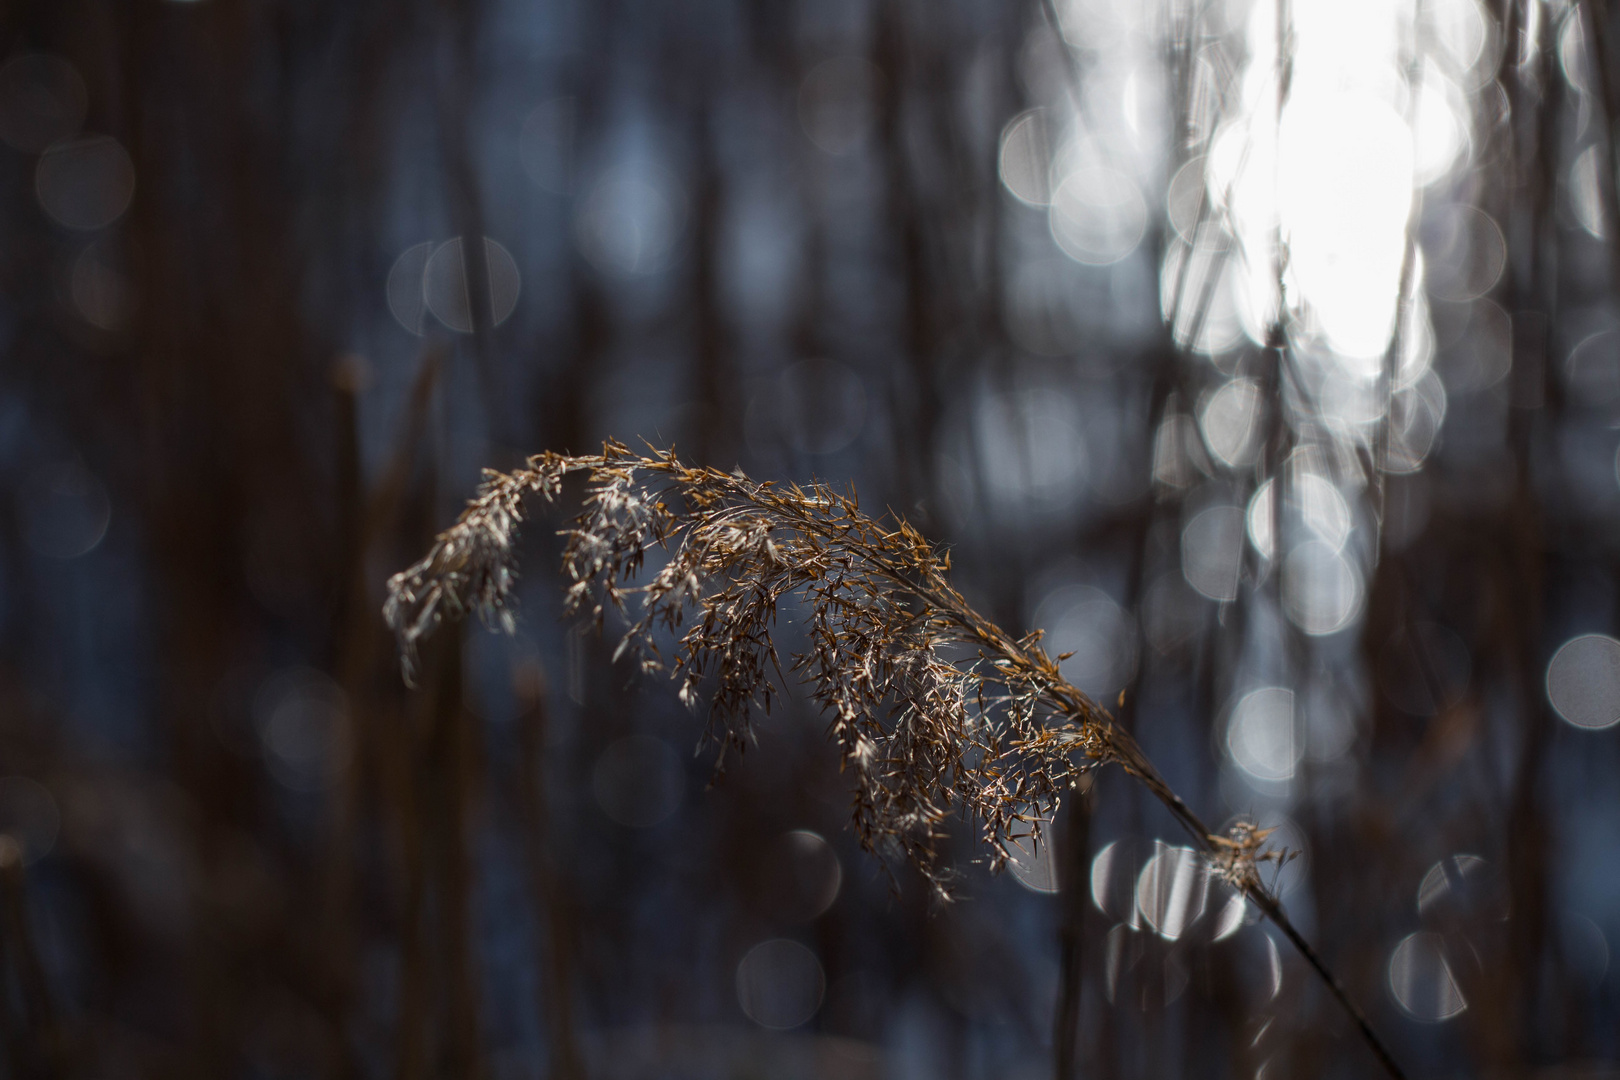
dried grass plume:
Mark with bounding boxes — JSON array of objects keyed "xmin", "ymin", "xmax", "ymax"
[
  {"xmin": 385, "ymin": 442, "xmax": 1131, "ymax": 891},
  {"xmin": 384, "ymin": 443, "xmax": 1404, "ymax": 1077}
]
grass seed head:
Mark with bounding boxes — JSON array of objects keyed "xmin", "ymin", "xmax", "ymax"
[{"xmin": 385, "ymin": 443, "xmax": 1116, "ymax": 896}]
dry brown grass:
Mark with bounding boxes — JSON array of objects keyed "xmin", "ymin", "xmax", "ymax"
[
  {"xmin": 384, "ymin": 442, "xmax": 1405, "ymax": 1078},
  {"xmin": 385, "ymin": 442, "xmax": 1116, "ymax": 892}
]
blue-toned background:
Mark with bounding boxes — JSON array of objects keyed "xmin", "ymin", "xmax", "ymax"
[{"xmin": 0, "ymin": 0, "xmax": 1615, "ymax": 1077}]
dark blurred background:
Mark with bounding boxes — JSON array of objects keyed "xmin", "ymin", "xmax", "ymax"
[{"xmin": 0, "ymin": 0, "xmax": 1616, "ymax": 1077}]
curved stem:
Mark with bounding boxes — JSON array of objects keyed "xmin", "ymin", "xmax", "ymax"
[{"xmin": 1102, "ymin": 727, "xmax": 1407, "ymax": 1080}]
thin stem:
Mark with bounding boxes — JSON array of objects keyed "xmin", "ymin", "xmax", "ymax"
[{"xmin": 1102, "ymin": 728, "xmax": 1407, "ymax": 1080}]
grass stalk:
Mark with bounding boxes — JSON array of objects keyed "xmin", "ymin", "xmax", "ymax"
[{"xmin": 384, "ymin": 443, "xmax": 1407, "ymax": 1079}]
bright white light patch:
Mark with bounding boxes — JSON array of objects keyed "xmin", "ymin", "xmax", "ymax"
[
  {"xmin": 1277, "ymin": 95, "xmax": 1413, "ymax": 359},
  {"xmin": 1412, "ymin": 65, "xmax": 1470, "ymax": 187}
]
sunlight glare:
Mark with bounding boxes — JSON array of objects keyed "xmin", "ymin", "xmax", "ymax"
[{"xmin": 1278, "ymin": 95, "xmax": 1413, "ymax": 360}]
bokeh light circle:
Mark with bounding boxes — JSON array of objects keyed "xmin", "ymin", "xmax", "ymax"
[
  {"xmin": 253, "ymin": 668, "xmax": 351, "ymax": 792},
  {"xmin": 1033, "ymin": 584, "xmax": 1137, "ymax": 700},
  {"xmin": 1246, "ymin": 472, "xmax": 1352, "ymax": 562},
  {"xmin": 0, "ymin": 776, "xmax": 61, "ymax": 865},
  {"xmin": 1567, "ymin": 328, "xmax": 1620, "ymax": 405},
  {"xmin": 1423, "ymin": 204, "xmax": 1507, "ymax": 303},
  {"xmin": 1416, "ymin": 854, "xmax": 1508, "ymax": 921},
  {"xmin": 759, "ymin": 830, "xmax": 842, "ymax": 921},
  {"xmin": 1425, "ymin": 0, "xmax": 1491, "ymax": 86},
  {"xmin": 1182, "ymin": 505, "xmax": 1244, "ymax": 602},
  {"xmin": 798, "ymin": 57, "xmax": 880, "ymax": 156},
  {"xmin": 423, "ymin": 236, "xmax": 521, "ymax": 333},
  {"xmin": 22, "ymin": 462, "xmax": 110, "ymax": 559},
  {"xmin": 1281, "ymin": 540, "xmax": 1363, "ymax": 636},
  {"xmin": 1006, "ymin": 835, "xmax": 1059, "ymax": 894},
  {"xmin": 1386, "ymin": 370, "xmax": 1448, "ymax": 474},
  {"xmin": 1166, "ymin": 156, "xmax": 1207, "ymax": 244},
  {"xmin": 0, "ymin": 54, "xmax": 88, "ymax": 153},
  {"xmin": 36, "ymin": 134, "xmax": 136, "ymax": 230},
  {"xmin": 1209, "ymin": 886, "xmax": 1246, "ymax": 942},
  {"xmin": 1136, "ymin": 844, "xmax": 1208, "ymax": 941},
  {"xmin": 1388, "ymin": 931, "xmax": 1467, "ymax": 1022},
  {"xmin": 576, "ymin": 169, "xmax": 685, "ymax": 276},
  {"xmin": 998, "ymin": 109, "xmax": 1052, "ymax": 206},
  {"xmin": 592, "ymin": 736, "xmax": 683, "ymax": 827},
  {"xmin": 1090, "ymin": 839, "xmax": 1142, "ymax": 921},
  {"xmin": 1411, "ymin": 64, "xmax": 1471, "ymax": 188},
  {"xmin": 736, "ymin": 939, "xmax": 825, "ymax": 1029},
  {"xmin": 1048, "ymin": 167, "xmax": 1146, "ymax": 266},
  {"xmin": 1227, "ymin": 687, "xmax": 1298, "ymax": 783},
  {"xmin": 386, "ymin": 241, "xmax": 435, "ymax": 336},
  {"xmin": 1546, "ymin": 634, "xmax": 1620, "ymax": 730},
  {"xmin": 1161, "ymin": 240, "xmax": 1244, "ymax": 355},
  {"xmin": 1199, "ymin": 379, "xmax": 1262, "ymax": 468}
]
